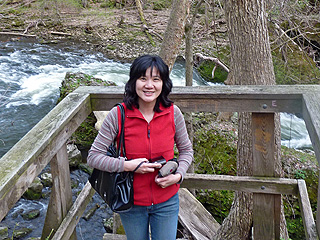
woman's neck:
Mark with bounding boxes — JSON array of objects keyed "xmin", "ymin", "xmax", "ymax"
[{"xmin": 139, "ymin": 102, "xmax": 155, "ymax": 123}]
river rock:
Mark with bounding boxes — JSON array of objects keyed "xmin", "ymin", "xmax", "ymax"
[
  {"xmin": 23, "ymin": 177, "xmax": 43, "ymax": 200},
  {"xmin": 67, "ymin": 143, "xmax": 82, "ymax": 167},
  {"xmin": 103, "ymin": 217, "xmax": 113, "ymax": 233},
  {"xmin": 79, "ymin": 163, "xmax": 93, "ymax": 175},
  {"xmin": 11, "ymin": 209, "xmax": 24, "ymax": 219},
  {"xmin": 21, "ymin": 209, "xmax": 40, "ymax": 220},
  {"xmin": 40, "ymin": 172, "xmax": 52, "ymax": 187},
  {"xmin": 12, "ymin": 227, "xmax": 32, "ymax": 239},
  {"xmin": 0, "ymin": 226, "xmax": 8, "ymax": 240}
]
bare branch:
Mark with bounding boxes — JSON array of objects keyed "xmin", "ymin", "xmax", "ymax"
[{"xmin": 195, "ymin": 53, "xmax": 229, "ymax": 73}]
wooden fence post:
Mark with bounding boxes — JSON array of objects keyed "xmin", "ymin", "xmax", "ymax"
[
  {"xmin": 42, "ymin": 143, "xmax": 76, "ymax": 240},
  {"xmin": 252, "ymin": 113, "xmax": 280, "ymax": 239}
]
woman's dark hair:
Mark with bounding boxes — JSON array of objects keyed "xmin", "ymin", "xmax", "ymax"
[{"xmin": 124, "ymin": 55, "xmax": 173, "ymax": 112}]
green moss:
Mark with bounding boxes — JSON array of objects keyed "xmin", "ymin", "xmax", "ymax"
[
  {"xmin": 272, "ymin": 44, "xmax": 320, "ymax": 85},
  {"xmin": 150, "ymin": 0, "xmax": 172, "ymax": 10},
  {"xmin": 58, "ymin": 72, "xmax": 116, "ymax": 147},
  {"xmin": 12, "ymin": 228, "xmax": 32, "ymax": 239},
  {"xmin": 100, "ymin": 1, "xmax": 115, "ymax": 8},
  {"xmin": 193, "ymin": 113, "xmax": 237, "ymax": 175},
  {"xmin": 281, "ymin": 146, "xmax": 318, "ymax": 240},
  {"xmin": 196, "ymin": 189, "xmax": 234, "ymax": 224},
  {"xmin": 194, "ymin": 126, "xmax": 236, "ymax": 175},
  {"xmin": 21, "ymin": 209, "xmax": 40, "ymax": 220},
  {"xmin": 107, "ymin": 44, "xmax": 116, "ymax": 50},
  {"xmin": 11, "ymin": 20, "xmax": 24, "ymax": 27},
  {"xmin": 23, "ymin": 190, "xmax": 42, "ymax": 200},
  {"xmin": 70, "ymin": 112, "xmax": 98, "ymax": 147},
  {"xmin": 116, "ymin": 225, "xmax": 126, "ymax": 235},
  {"xmin": 197, "ymin": 61, "xmax": 228, "ymax": 84},
  {"xmin": 284, "ymin": 196, "xmax": 307, "ymax": 240},
  {"xmin": 192, "ymin": 112, "xmax": 237, "ymax": 224}
]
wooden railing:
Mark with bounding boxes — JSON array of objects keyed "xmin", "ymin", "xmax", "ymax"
[{"xmin": 0, "ymin": 85, "xmax": 319, "ymax": 240}]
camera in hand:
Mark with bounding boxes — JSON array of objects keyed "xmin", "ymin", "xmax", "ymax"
[
  {"xmin": 158, "ymin": 158, "xmax": 178, "ymax": 178},
  {"xmin": 154, "ymin": 158, "xmax": 167, "ymax": 166}
]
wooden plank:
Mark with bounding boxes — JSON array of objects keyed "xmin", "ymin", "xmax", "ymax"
[
  {"xmin": 253, "ymin": 194, "xmax": 277, "ymax": 238},
  {"xmin": 74, "ymin": 86, "xmax": 308, "ymax": 113},
  {"xmin": 302, "ymin": 93, "xmax": 320, "ymax": 165},
  {"xmin": 252, "ymin": 113, "xmax": 280, "ymax": 239},
  {"xmin": 297, "ymin": 180, "xmax": 318, "ymax": 240},
  {"xmin": 181, "ymin": 174, "xmax": 298, "ymax": 196},
  {"xmin": 0, "ymin": 93, "xmax": 91, "ymax": 221},
  {"xmin": 302, "ymin": 93, "xmax": 320, "ymax": 236},
  {"xmin": 52, "ymin": 181, "xmax": 96, "ymax": 240},
  {"xmin": 252, "ymin": 113, "xmax": 276, "ymax": 176},
  {"xmin": 178, "ymin": 188, "xmax": 220, "ymax": 240},
  {"xmin": 42, "ymin": 144, "xmax": 75, "ymax": 239},
  {"xmin": 74, "ymin": 85, "xmax": 320, "ymax": 96},
  {"xmin": 103, "ymin": 233, "xmax": 127, "ymax": 240}
]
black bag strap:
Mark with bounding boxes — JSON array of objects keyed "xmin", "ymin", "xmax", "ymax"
[{"xmin": 115, "ymin": 103, "xmax": 126, "ymax": 159}]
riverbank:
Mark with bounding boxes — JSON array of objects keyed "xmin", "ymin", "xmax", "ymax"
[{"xmin": 0, "ymin": 2, "xmax": 224, "ymax": 63}]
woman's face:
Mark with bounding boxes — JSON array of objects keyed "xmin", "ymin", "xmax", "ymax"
[{"xmin": 136, "ymin": 67, "xmax": 163, "ymax": 107}]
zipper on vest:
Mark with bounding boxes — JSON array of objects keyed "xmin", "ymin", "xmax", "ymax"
[
  {"xmin": 147, "ymin": 124, "xmax": 151, "ymax": 158},
  {"xmin": 147, "ymin": 123, "xmax": 154, "ymax": 204},
  {"xmin": 147, "ymin": 122, "xmax": 151, "ymax": 139}
]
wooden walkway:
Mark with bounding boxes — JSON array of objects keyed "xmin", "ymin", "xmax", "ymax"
[{"xmin": 1, "ymin": 85, "xmax": 319, "ymax": 240}]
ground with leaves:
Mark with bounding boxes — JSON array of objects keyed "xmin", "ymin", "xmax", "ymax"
[{"xmin": 1, "ymin": 1, "xmax": 225, "ymax": 63}]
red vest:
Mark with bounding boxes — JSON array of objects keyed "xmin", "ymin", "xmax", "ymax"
[{"xmin": 118, "ymin": 103, "xmax": 180, "ymax": 206}]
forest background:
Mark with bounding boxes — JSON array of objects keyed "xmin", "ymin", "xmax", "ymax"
[{"xmin": 1, "ymin": 0, "xmax": 320, "ymax": 239}]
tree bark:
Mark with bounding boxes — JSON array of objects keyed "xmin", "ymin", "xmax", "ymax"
[
  {"xmin": 159, "ymin": 0, "xmax": 190, "ymax": 72},
  {"xmin": 135, "ymin": 0, "xmax": 155, "ymax": 46},
  {"xmin": 185, "ymin": 0, "xmax": 204, "ymax": 86},
  {"xmin": 215, "ymin": 0, "xmax": 288, "ymax": 239}
]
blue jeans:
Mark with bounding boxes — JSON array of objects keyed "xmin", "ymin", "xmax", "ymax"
[{"xmin": 119, "ymin": 193, "xmax": 179, "ymax": 240}]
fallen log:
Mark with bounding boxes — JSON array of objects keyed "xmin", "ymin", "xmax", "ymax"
[
  {"xmin": 178, "ymin": 188, "xmax": 220, "ymax": 240},
  {"xmin": 0, "ymin": 32, "xmax": 36, "ymax": 38},
  {"xmin": 49, "ymin": 31, "xmax": 72, "ymax": 36}
]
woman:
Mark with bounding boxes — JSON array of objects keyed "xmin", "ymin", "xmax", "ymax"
[{"xmin": 87, "ymin": 55, "xmax": 193, "ymax": 240}]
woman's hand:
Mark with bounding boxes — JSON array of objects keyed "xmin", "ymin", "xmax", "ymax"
[
  {"xmin": 124, "ymin": 158, "xmax": 162, "ymax": 173},
  {"xmin": 155, "ymin": 173, "xmax": 182, "ymax": 188}
]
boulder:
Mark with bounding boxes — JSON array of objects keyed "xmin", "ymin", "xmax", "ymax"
[
  {"xmin": 67, "ymin": 143, "xmax": 82, "ymax": 167},
  {"xmin": 40, "ymin": 172, "xmax": 52, "ymax": 187},
  {"xmin": 93, "ymin": 111, "xmax": 109, "ymax": 131},
  {"xmin": 21, "ymin": 209, "xmax": 40, "ymax": 220},
  {"xmin": 23, "ymin": 177, "xmax": 43, "ymax": 200},
  {"xmin": 0, "ymin": 226, "xmax": 8, "ymax": 240}
]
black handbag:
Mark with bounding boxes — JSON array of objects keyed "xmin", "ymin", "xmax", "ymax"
[{"xmin": 89, "ymin": 103, "xmax": 134, "ymax": 212}]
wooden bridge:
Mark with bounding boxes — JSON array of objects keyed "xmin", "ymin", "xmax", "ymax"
[{"xmin": 0, "ymin": 85, "xmax": 319, "ymax": 240}]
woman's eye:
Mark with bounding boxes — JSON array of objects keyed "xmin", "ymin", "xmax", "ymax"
[
  {"xmin": 153, "ymin": 78, "xmax": 161, "ymax": 81},
  {"xmin": 140, "ymin": 77, "xmax": 147, "ymax": 81}
]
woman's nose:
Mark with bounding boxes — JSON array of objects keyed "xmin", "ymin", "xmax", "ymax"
[{"xmin": 145, "ymin": 79, "xmax": 153, "ymax": 87}]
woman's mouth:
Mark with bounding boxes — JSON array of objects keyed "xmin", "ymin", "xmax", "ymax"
[{"xmin": 144, "ymin": 91, "xmax": 154, "ymax": 95}]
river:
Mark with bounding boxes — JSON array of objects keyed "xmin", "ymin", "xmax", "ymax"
[{"xmin": 0, "ymin": 39, "xmax": 312, "ymax": 239}]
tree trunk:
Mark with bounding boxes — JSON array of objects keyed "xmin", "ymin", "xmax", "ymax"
[
  {"xmin": 185, "ymin": 21, "xmax": 193, "ymax": 86},
  {"xmin": 135, "ymin": 0, "xmax": 155, "ymax": 46},
  {"xmin": 159, "ymin": 0, "xmax": 190, "ymax": 72},
  {"xmin": 185, "ymin": 0, "xmax": 203, "ymax": 86},
  {"xmin": 215, "ymin": 0, "xmax": 288, "ymax": 239}
]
